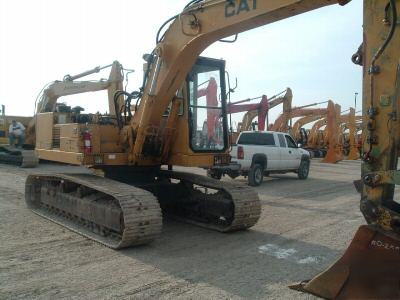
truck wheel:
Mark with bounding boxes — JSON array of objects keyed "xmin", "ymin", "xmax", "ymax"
[
  {"xmin": 297, "ymin": 160, "xmax": 310, "ymax": 180},
  {"xmin": 207, "ymin": 169, "xmax": 222, "ymax": 180},
  {"xmin": 248, "ymin": 164, "xmax": 264, "ymax": 186}
]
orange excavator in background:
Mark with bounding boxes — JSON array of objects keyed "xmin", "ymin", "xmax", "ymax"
[
  {"xmin": 339, "ymin": 108, "xmax": 362, "ymax": 160},
  {"xmin": 236, "ymin": 88, "xmax": 293, "ymax": 131},
  {"xmin": 228, "ymin": 88, "xmax": 292, "ymax": 143},
  {"xmin": 270, "ymin": 100, "xmax": 343, "ymax": 163},
  {"xmin": 292, "ymin": 114, "xmax": 326, "ymax": 146},
  {"xmin": 306, "ymin": 108, "xmax": 362, "ymax": 160},
  {"xmin": 24, "ymin": 0, "xmax": 400, "ymax": 299},
  {"xmin": 321, "ymin": 102, "xmax": 343, "ymax": 163},
  {"xmin": 307, "ymin": 117, "xmax": 329, "ymax": 156},
  {"xmin": 197, "ymin": 81, "xmax": 292, "ymax": 144},
  {"xmin": 270, "ymin": 101, "xmax": 330, "ymax": 132}
]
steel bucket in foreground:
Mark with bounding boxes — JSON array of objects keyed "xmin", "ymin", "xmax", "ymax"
[{"xmin": 290, "ymin": 225, "xmax": 400, "ymax": 299}]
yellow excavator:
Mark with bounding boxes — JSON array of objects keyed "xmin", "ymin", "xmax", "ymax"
[
  {"xmin": 270, "ymin": 100, "xmax": 343, "ymax": 163},
  {"xmin": 292, "ymin": 114, "xmax": 325, "ymax": 144},
  {"xmin": 238, "ymin": 88, "xmax": 293, "ymax": 132},
  {"xmin": 231, "ymin": 88, "xmax": 292, "ymax": 143},
  {"xmin": 270, "ymin": 100, "xmax": 331, "ymax": 132},
  {"xmin": 0, "ymin": 105, "xmax": 38, "ymax": 167},
  {"xmin": 25, "ymin": 0, "xmax": 400, "ymax": 299},
  {"xmin": 27, "ymin": 61, "xmax": 127, "ymax": 146},
  {"xmin": 339, "ymin": 108, "xmax": 362, "ymax": 160}
]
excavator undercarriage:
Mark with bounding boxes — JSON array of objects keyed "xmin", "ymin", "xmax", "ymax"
[{"xmin": 26, "ymin": 169, "xmax": 261, "ymax": 248}]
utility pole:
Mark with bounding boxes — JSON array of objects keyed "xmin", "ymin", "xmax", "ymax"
[{"xmin": 354, "ymin": 92, "xmax": 358, "ymax": 110}]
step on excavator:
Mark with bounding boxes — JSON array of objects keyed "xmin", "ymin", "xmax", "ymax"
[{"xmin": 25, "ymin": 0, "xmax": 400, "ymax": 299}]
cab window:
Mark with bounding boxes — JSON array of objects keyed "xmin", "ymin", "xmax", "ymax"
[
  {"xmin": 187, "ymin": 57, "xmax": 228, "ymax": 152},
  {"xmin": 278, "ymin": 134, "xmax": 286, "ymax": 148},
  {"xmin": 285, "ymin": 135, "xmax": 297, "ymax": 148}
]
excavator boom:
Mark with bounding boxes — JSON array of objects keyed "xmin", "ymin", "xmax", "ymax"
[{"xmin": 129, "ymin": 0, "xmax": 347, "ymax": 165}]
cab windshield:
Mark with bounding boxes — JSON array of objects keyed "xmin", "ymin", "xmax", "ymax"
[{"xmin": 187, "ymin": 57, "xmax": 228, "ymax": 152}]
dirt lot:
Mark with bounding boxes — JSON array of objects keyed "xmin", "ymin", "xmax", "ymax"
[{"xmin": 0, "ymin": 160, "xmax": 364, "ymax": 299}]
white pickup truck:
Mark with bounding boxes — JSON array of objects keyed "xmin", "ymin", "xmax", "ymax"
[{"xmin": 208, "ymin": 131, "xmax": 311, "ymax": 186}]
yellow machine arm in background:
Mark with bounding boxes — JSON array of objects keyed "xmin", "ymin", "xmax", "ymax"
[{"xmin": 36, "ymin": 61, "xmax": 125, "ymax": 115}]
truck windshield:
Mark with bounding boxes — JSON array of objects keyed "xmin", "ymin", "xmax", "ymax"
[
  {"xmin": 187, "ymin": 57, "xmax": 227, "ymax": 152},
  {"xmin": 238, "ymin": 133, "xmax": 276, "ymax": 146}
]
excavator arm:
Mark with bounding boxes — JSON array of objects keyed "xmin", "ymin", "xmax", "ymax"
[
  {"xmin": 240, "ymin": 88, "xmax": 293, "ymax": 131},
  {"xmin": 37, "ymin": 61, "xmax": 124, "ymax": 115},
  {"xmin": 292, "ymin": 114, "xmax": 326, "ymax": 142},
  {"xmin": 26, "ymin": 61, "xmax": 125, "ymax": 146},
  {"xmin": 271, "ymin": 104, "xmax": 330, "ymax": 132},
  {"xmin": 291, "ymin": 1, "xmax": 400, "ymax": 298},
  {"xmin": 129, "ymin": 0, "xmax": 348, "ymax": 165}
]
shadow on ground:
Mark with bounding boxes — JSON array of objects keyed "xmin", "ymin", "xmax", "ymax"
[{"xmin": 121, "ymin": 219, "xmax": 343, "ymax": 299}]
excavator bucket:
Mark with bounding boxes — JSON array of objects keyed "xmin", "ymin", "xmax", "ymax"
[{"xmin": 290, "ymin": 225, "xmax": 400, "ymax": 299}]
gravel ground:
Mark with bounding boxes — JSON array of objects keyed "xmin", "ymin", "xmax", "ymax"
[{"xmin": 0, "ymin": 159, "xmax": 365, "ymax": 299}]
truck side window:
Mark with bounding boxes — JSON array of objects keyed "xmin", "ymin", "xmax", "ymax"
[
  {"xmin": 285, "ymin": 135, "xmax": 297, "ymax": 148},
  {"xmin": 278, "ymin": 134, "xmax": 286, "ymax": 147},
  {"xmin": 238, "ymin": 132, "xmax": 275, "ymax": 146}
]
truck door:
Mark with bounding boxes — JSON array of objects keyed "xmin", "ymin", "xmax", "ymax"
[
  {"xmin": 259, "ymin": 132, "xmax": 280, "ymax": 170},
  {"xmin": 277, "ymin": 133, "xmax": 290, "ymax": 170},
  {"xmin": 284, "ymin": 134, "xmax": 302, "ymax": 169}
]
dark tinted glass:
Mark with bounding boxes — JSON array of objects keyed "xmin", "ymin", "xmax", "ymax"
[
  {"xmin": 278, "ymin": 134, "xmax": 286, "ymax": 147},
  {"xmin": 285, "ymin": 135, "xmax": 297, "ymax": 148},
  {"xmin": 238, "ymin": 133, "xmax": 276, "ymax": 146}
]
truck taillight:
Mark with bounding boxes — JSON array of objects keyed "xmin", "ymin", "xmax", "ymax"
[
  {"xmin": 83, "ymin": 130, "xmax": 92, "ymax": 154},
  {"xmin": 238, "ymin": 146, "xmax": 244, "ymax": 159}
]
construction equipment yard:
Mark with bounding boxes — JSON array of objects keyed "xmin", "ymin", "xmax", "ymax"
[{"xmin": 1, "ymin": 159, "xmax": 364, "ymax": 299}]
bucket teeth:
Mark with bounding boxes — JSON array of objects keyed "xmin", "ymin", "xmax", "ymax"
[{"xmin": 290, "ymin": 225, "xmax": 400, "ymax": 299}]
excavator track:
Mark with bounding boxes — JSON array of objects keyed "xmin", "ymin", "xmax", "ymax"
[
  {"xmin": 154, "ymin": 170, "xmax": 261, "ymax": 232},
  {"xmin": 25, "ymin": 174, "xmax": 162, "ymax": 249},
  {"xmin": 0, "ymin": 146, "xmax": 38, "ymax": 168}
]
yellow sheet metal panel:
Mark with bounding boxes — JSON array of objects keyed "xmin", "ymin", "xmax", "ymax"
[
  {"xmin": 36, "ymin": 149, "xmax": 84, "ymax": 165},
  {"xmin": 60, "ymin": 137, "xmax": 83, "ymax": 153},
  {"xmin": 36, "ymin": 113, "xmax": 54, "ymax": 150}
]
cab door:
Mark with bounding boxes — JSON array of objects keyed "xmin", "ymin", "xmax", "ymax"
[
  {"xmin": 284, "ymin": 134, "xmax": 302, "ymax": 169},
  {"xmin": 277, "ymin": 133, "xmax": 289, "ymax": 170}
]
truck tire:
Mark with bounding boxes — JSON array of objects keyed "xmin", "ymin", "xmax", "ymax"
[
  {"xmin": 248, "ymin": 164, "xmax": 264, "ymax": 186},
  {"xmin": 207, "ymin": 169, "xmax": 222, "ymax": 180},
  {"xmin": 297, "ymin": 160, "xmax": 310, "ymax": 180}
]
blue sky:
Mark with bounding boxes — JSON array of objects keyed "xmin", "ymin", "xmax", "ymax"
[{"xmin": 0, "ymin": 0, "xmax": 363, "ymax": 126}]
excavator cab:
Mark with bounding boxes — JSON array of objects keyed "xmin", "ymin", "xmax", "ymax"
[{"xmin": 187, "ymin": 57, "xmax": 228, "ymax": 152}]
